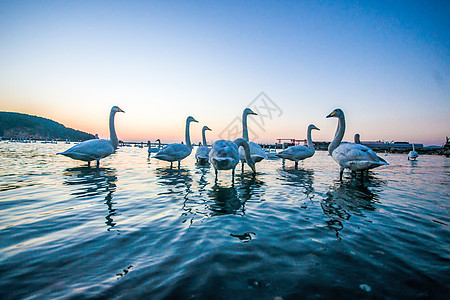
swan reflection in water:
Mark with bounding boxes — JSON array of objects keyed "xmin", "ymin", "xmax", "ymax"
[
  {"xmin": 207, "ymin": 174, "xmax": 265, "ymax": 217},
  {"xmin": 63, "ymin": 166, "xmax": 118, "ymax": 231},
  {"xmin": 154, "ymin": 167, "xmax": 193, "ymax": 196},
  {"xmin": 278, "ymin": 166, "xmax": 315, "ymax": 203},
  {"xmin": 321, "ymin": 175, "xmax": 386, "ymax": 240}
]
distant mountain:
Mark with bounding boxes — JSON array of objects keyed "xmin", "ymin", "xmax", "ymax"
[{"xmin": 0, "ymin": 111, "xmax": 95, "ymax": 141}]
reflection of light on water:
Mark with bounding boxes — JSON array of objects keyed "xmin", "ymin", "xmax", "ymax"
[
  {"xmin": 278, "ymin": 167, "xmax": 315, "ymax": 201},
  {"xmin": 63, "ymin": 167, "xmax": 117, "ymax": 198},
  {"xmin": 63, "ymin": 167, "xmax": 118, "ymax": 232}
]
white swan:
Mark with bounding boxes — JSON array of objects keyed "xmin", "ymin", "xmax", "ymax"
[
  {"xmin": 326, "ymin": 108, "xmax": 388, "ymax": 180},
  {"xmin": 154, "ymin": 116, "xmax": 198, "ymax": 168},
  {"xmin": 209, "ymin": 138, "xmax": 255, "ymax": 179},
  {"xmin": 408, "ymin": 144, "xmax": 419, "ymax": 160},
  {"xmin": 239, "ymin": 108, "xmax": 267, "ymax": 170},
  {"xmin": 276, "ymin": 124, "xmax": 320, "ymax": 168},
  {"xmin": 58, "ymin": 106, "xmax": 124, "ymax": 167},
  {"xmin": 195, "ymin": 126, "xmax": 212, "ymax": 164},
  {"xmin": 148, "ymin": 139, "xmax": 161, "ymax": 155}
]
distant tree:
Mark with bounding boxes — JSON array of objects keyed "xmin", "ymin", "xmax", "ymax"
[{"xmin": 0, "ymin": 111, "xmax": 95, "ymax": 141}]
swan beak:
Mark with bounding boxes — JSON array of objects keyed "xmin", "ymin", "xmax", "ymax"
[
  {"xmin": 207, "ymin": 127, "xmax": 212, "ymax": 131},
  {"xmin": 250, "ymin": 109, "xmax": 257, "ymax": 115},
  {"xmin": 314, "ymin": 126, "xmax": 320, "ymax": 131},
  {"xmin": 326, "ymin": 110, "xmax": 335, "ymax": 118},
  {"xmin": 193, "ymin": 118, "xmax": 199, "ymax": 123},
  {"xmin": 117, "ymin": 107, "xmax": 125, "ymax": 113},
  {"xmin": 251, "ymin": 165, "xmax": 256, "ymax": 173}
]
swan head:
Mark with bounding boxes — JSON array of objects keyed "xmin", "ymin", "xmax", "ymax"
[
  {"xmin": 112, "ymin": 106, "xmax": 125, "ymax": 113},
  {"xmin": 203, "ymin": 126, "xmax": 212, "ymax": 131},
  {"xmin": 326, "ymin": 108, "xmax": 343, "ymax": 119},
  {"xmin": 308, "ymin": 124, "xmax": 320, "ymax": 131},
  {"xmin": 156, "ymin": 139, "xmax": 161, "ymax": 142},
  {"xmin": 243, "ymin": 108, "xmax": 257, "ymax": 116},
  {"xmin": 187, "ymin": 116, "xmax": 198, "ymax": 123}
]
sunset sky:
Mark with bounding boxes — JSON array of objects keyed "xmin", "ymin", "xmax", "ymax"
[{"xmin": 0, "ymin": 1, "xmax": 448, "ymax": 145}]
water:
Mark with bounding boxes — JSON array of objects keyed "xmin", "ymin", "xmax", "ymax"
[{"xmin": 0, "ymin": 142, "xmax": 449, "ymax": 299}]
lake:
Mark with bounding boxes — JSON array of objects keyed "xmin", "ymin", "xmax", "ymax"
[{"xmin": 0, "ymin": 142, "xmax": 449, "ymax": 299}]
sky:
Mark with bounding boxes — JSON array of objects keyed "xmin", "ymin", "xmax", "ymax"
[{"xmin": 0, "ymin": 0, "xmax": 449, "ymax": 145}]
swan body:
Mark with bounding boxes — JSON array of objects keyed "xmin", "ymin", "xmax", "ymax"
[
  {"xmin": 276, "ymin": 124, "xmax": 319, "ymax": 168},
  {"xmin": 195, "ymin": 126, "xmax": 212, "ymax": 164},
  {"xmin": 58, "ymin": 106, "xmax": 124, "ymax": 167},
  {"xmin": 209, "ymin": 138, "xmax": 255, "ymax": 178},
  {"xmin": 408, "ymin": 144, "xmax": 419, "ymax": 160},
  {"xmin": 326, "ymin": 108, "xmax": 388, "ymax": 180},
  {"xmin": 239, "ymin": 108, "xmax": 267, "ymax": 168},
  {"xmin": 154, "ymin": 116, "xmax": 198, "ymax": 168}
]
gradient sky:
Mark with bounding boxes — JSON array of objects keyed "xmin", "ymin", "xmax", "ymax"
[{"xmin": 1, "ymin": 0, "xmax": 449, "ymax": 145}]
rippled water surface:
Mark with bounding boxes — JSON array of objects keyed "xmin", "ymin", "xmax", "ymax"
[{"xmin": 1, "ymin": 143, "xmax": 449, "ymax": 299}]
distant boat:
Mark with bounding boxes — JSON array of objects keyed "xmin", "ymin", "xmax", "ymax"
[{"xmin": 408, "ymin": 144, "xmax": 419, "ymax": 160}]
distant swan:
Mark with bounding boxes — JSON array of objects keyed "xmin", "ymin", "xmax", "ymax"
[
  {"xmin": 154, "ymin": 116, "xmax": 198, "ymax": 168},
  {"xmin": 327, "ymin": 108, "xmax": 388, "ymax": 180},
  {"xmin": 276, "ymin": 124, "xmax": 320, "ymax": 169},
  {"xmin": 239, "ymin": 108, "xmax": 267, "ymax": 170},
  {"xmin": 195, "ymin": 126, "xmax": 212, "ymax": 165},
  {"xmin": 209, "ymin": 138, "xmax": 255, "ymax": 179},
  {"xmin": 408, "ymin": 144, "xmax": 419, "ymax": 160},
  {"xmin": 148, "ymin": 139, "xmax": 161, "ymax": 155},
  {"xmin": 354, "ymin": 133, "xmax": 361, "ymax": 144},
  {"xmin": 58, "ymin": 106, "xmax": 125, "ymax": 167}
]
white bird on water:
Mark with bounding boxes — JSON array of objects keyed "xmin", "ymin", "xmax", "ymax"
[
  {"xmin": 209, "ymin": 138, "xmax": 255, "ymax": 180},
  {"xmin": 239, "ymin": 108, "xmax": 267, "ymax": 170},
  {"xmin": 326, "ymin": 108, "xmax": 388, "ymax": 180},
  {"xmin": 154, "ymin": 116, "xmax": 198, "ymax": 168},
  {"xmin": 195, "ymin": 126, "xmax": 212, "ymax": 165},
  {"xmin": 408, "ymin": 144, "xmax": 419, "ymax": 160},
  {"xmin": 148, "ymin": 139, "xmax": 161, "ymax": 155},
  {"xmin": 276, "ymin": 124, "xmax": 320, "ymax": 169},
  {"xmin": 58, "ymin": 106, "xmax": 125, "ymax": 167}
]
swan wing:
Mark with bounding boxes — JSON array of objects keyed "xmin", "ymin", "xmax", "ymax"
[
  {"xmin": 209, "ymin": 140, "xmax": 239, "ymax": 170},
  {"xmin": 239, "ymin": 142, "xmax": 267, "ymax": 162},
  {"xmin": 195, "ymin": 146, "xmax": 211, "ymax": 159},
  {"xmin": 333, "ymin": 143, "xmax": 388, "ymax": 171},
  {"xmin": 58, "ymin": 139, "xmax": 114, "ymax": 161},
  {"xmin": 276, "ymin": 145, "xmax": 314, "ymax": 161},
  {"xmin": 154, "ymin": 143, "xmax": 191, "ymax": 162}
]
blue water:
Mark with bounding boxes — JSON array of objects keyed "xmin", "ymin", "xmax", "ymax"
[{"xmin": 0, "ymin": 142, "xmax": 449, "ymax": 299}]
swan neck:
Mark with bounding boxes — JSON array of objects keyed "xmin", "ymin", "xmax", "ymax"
[
  {"xmin": 242, "ymin": 111, "xmax": 249, "ymax": 141},
  {"xmin": 235, "ymin": 138, "xmax": 254, "ymax": 166},
  {"xmin": 307, "ymin": 127, "xmax": 314, "ymax": 149},
  {"xmin": 328, "ymin": 115, "xmax": 345, "ymax": 155},
  {"xmin": 109, "ymin": 109, "xmax": 118, "ymax": 149},
  {"xmin": 202, "ymin": 128, "xmax": 208, "ymax": 146},
  {"xmin": 185, "ymin": 119, "xmax": 192, "ymax": 148}
]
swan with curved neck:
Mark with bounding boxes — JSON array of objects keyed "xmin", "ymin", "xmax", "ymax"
[
  {"xmin": 326, "ymin": 108, "xmax": 388, "ymax": 180},
  {"xmin": 148, "ymin": 139, "xmax": 162, "ymax": 155},
  {"xmin": 209, "ymin": 138, "xmax": 256, "ymax": 180},
  {"xmin": 408, "ymin": 144, "xmax": 419, "ymax": 160},
  {"xmin": 239, "ymin": 108, "xmax": 267, "ymax": 170},
  {"xmin": 58, "ymin": 106, "xmax": 125, "ymax": 167},
  {"xmin": 195, "ymin": 126, "xmax": 212, "ymax": 164},
  {"xmin": 276, "ymin": 124, "xmax": 320, "ymax": 169},
  {"xmin": 354, "ymin": 133, "xmax": 361, "ymax": 144},
  {"xmin": 154, "ymin": 116, "xmax": 198, "ymax": 168}
]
